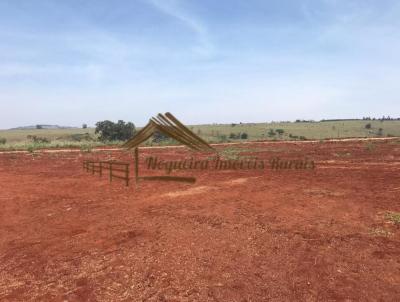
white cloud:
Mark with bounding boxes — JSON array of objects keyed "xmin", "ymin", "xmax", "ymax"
[{"xmin": 146, "ymin": 0, "xmax": 214, "ymax": 56}]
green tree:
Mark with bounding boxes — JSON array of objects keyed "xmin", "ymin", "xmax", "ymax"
[{"xmin": 95, "ymin": 120, "xmax": 136, "ymax": 141}]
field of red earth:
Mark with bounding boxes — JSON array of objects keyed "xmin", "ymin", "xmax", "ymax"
[{"xmin": 0, "ymin": 139, "xmax": 399, "ymax": 301}]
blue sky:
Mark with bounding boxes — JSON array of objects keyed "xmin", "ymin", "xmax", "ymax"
[{"xmin": 0, "ymin": 0, "xmax": 399, "ymax": 128}]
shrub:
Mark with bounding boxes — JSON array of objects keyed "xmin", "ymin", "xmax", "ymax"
[
  {"xmin": 82, "ymin": 123, "xmax": 88, "ymax": 129},
  {"xmin": 80, "ymin": 144, "xmax": 93, "ymax": 153},
  {"xmin": 267, "ymin": 129, "xmax": 276, "ymax": 137},
  {"xmin": 27, "ymin": 135, "xmax": 50, "ymax": 143},
  {"xmin": 229, "ymin": 133, "xmax": 238, "ymax": 139},
  {"xmin": 276, "ymin": 129, "xmax": 285, "ymax": 136},
  {"xmin": 365, "ymin": 123, "xmax": 372, "ymax": 129},
  {"xmin": 0, "ymin": 137, "xmax": 6, "ymax": 145},
  {"xmin": 240, "ymin": 132, "xmax": 248, "ymax": 139},
  {"xmin": 152, "ymin": 130, "xmax": 169, "ymax": 143},
  {"xmin": 218, "ymin": 134, "xmax": 227, "ymax": 142}
]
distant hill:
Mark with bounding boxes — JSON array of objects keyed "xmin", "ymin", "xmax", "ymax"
[{"xmin": 9, "ymin": 125, "xmax": 75, "ymax": 130}]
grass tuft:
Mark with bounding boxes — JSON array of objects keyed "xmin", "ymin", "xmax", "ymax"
[
  {"xmin": 370, "ymin": 228, "xmax": 393, "ymax": 237},
  {"xmin": 385, "ymin": 212, "xmax": 400, "ymax": 225},
  {"xmin": 364, "ymin": 142, "xmax": 376, "ymax": 152}
]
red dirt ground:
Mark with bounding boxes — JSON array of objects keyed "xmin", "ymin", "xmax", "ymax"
[{"xmin": 0, "ymin": 139, "xmax": 399, "ymax": 301}]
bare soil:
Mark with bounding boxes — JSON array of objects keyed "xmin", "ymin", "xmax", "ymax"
[{"xmin": 0, "ymin": 140, "xmax": 399, "ymax": 301}]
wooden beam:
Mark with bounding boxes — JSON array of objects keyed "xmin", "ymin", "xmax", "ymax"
[{"xmin": 134, "ymin": 147, "xmax": 139, "ymax": 184}]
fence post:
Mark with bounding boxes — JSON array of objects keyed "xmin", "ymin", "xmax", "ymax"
[
  {"xmin": 125, "ymin": 164, "xmax": 129, "ymax": 186},
  {"xmin": 134, "ymin": 147, "xmax": 139, "ymax": 184}
]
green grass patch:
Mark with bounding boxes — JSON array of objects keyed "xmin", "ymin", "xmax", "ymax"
[
  {"xmin": 385, "ymin": 212, "xmax": 400, "ymax": 225},
  {"xmin": 217, "ymin": 146, "xmax": 264, "ymax": 160},
  {"xmin": 218, "ymin": 147, "xmax": 242, "ymax": 160}
]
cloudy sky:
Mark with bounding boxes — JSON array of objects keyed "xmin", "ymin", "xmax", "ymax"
[{"xmin": 0, "ymin": 0, "xmax": 399, "ymax": 128}]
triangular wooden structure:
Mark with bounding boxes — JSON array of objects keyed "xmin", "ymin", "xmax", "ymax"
[
  {"xmin": 123, "ymin": 112, "xmax": 214, "ymax": 152},
  {"xmin": 123, "ymin": 113, "xmax": 215, "ymax": 184}
]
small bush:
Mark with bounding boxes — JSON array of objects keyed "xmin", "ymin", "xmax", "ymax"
[
  {"xmin": 228, "ymin": 132, "xmax": 248, "ymax": 140},
  {"xmin": 267, "ymin": 129, "xmax": 276, "ymax": 137},
  {"xmin": 365, "ymin": 123, "xmax": 372, "ymax": 129},
  {"xmin": 27, "ymin": 135, "xmax": 50, "ymax": 143},
  {"xmin": 229, "ymin": 133, "xmax": 238, "ymax": 139},
  {"xmin": 152, "ymin": 131, "xmax": 169, "ymax": 143},
  {"xmin": 80, "ymin": 144, "xmax": 93, "ymax": 153},
  {"xmin": 0, "ymin": 137, "xmax": 6, "ymax": 145},
  {"xmin": 218, "ymin": 134, "xmax": 227, "ymax": 142}
]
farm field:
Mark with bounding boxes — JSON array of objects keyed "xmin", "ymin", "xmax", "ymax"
[
  {"xmin": 0, "ymin": 139, "xmax": 400, "ymax": 301},
  {"xmin": 1, "ymin": 120, "xmax": 399, "ymax": 150},
  {"xmin": 0, "ymin": 128, "xmax": 96, "ymax": 143},
  {"xmin": 190, "ymin": 119, "xmax": 400, "ymax": 142}
]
